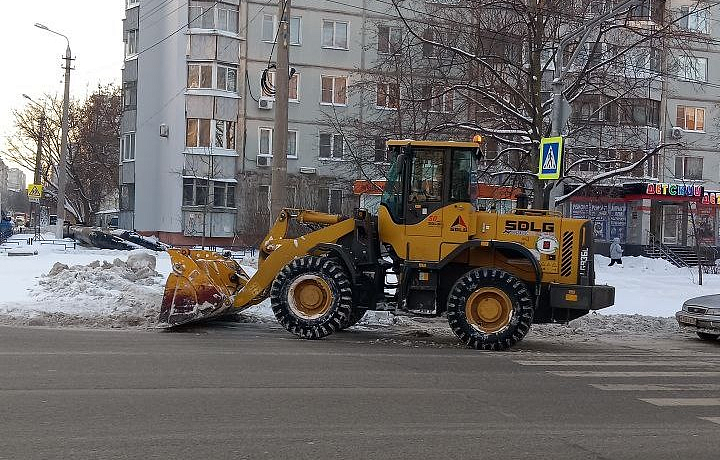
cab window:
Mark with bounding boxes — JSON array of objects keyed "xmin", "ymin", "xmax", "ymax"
[
  {"xmin": 409, "ymin": 149, "xmax": 444, "ymax": 203},
  {"xmin": 380, "ymin": 149, "xmax": 404, "ymax": 220},
  {"xmin": 449, "ymin": 149, "xmax": 474, "ymax": 203}
]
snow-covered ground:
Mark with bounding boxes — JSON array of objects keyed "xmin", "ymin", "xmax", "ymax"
[{"xmin": 0, "ymin": 232, "xmax": 714, "ymax": 341}]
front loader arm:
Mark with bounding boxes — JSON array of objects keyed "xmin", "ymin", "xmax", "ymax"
[
  {"xmin": 158, "ymin": 208, "xmax": 355, "ymax": 327},
  {"xmin": 233, "ymin": 209, "xmax": 355, "ymax": 307}
]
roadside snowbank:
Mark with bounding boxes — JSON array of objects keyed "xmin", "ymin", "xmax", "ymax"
[
  {"xmin": 594, "ymin": 254, "xmax": 720, "ymax": 316},
  {"xmin": 0, "ymin": 233, "xmax": 716, "ymax": 338}
]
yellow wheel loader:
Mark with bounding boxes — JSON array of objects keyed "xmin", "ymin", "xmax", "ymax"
[{"xmin": 159, "ymin": 140, "xmax": 614, "ymax": 350}]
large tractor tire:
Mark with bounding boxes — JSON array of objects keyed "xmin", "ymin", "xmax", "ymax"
[
  {"xmin": 339, "ymin": 307, "xmax": 368, "ymax": 330},
  {"xmin": 271, "ymin": 255, "xmax": 353, "ymax": 339},
  {"xmin": 446, "ymin": 268, "xmax": 534, "ymax": 351}
]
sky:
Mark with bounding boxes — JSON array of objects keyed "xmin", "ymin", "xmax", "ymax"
[{"xmin": 0, "ymin": 1, "xmax": 125, "ymax": 176}]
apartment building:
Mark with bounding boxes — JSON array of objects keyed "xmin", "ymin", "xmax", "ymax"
[
  {"xmin": 0, "ymin": 158, "xmax": 8, "ymax": 197},
  {"xmin": 121, "ymin": 0, "xmax": 388, "ymax": 244},
  {"xmin": 560, "ymin": 0, "xmax": 720, "ymax": 253},
  {"xmin": 7, "ymin": 168, "xmax": 26, "ymax": 193}
]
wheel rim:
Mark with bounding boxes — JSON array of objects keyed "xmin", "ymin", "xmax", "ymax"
[
  {"xmin": 288, "ymin": 274, "xmax": 334, "ymax": 319},
  {"xmin": 465, "ymin": 287, "xmax": 513, "ymax": 334}
]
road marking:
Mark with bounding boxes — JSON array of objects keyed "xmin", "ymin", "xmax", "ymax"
[
  {"xmin": 549, "ymin": 371, "xmax": 720, "ymax": 378},
  {"xmin": 640, "ymin": 398, "xmax": 720, "ymax": 407},
  {"xmin": 699, "ymin": 417, "xmax": 720, "ymax": 425},
  {"xmin": 591, "ymin": 383, "xmax": 720, "ymax": 391},
  {"xmin": 515, "ymin": 360, "xmax": 720, "ymax": 367}
]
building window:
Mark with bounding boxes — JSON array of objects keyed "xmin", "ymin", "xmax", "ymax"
[
  {"xmin": 374, "ymin": 137, "xmax": 390, "ymax": 163},
  {"xmin": 421, "ymin": 85, "xmax": 453, "ymax": 113},
  {"xmin": 216, "ymin": 4, "xmax": 239, "ymax": 33},
  {"xmin": 123, "ymin": 82, "xmax": 137, "ymax": 110},
  {"xmin": 257, "ymin": 184, "xmax": 270, "ymax": 212},
  {"xmin": 675, "ymin": 156, "xmax": 703, "ymax": 180},
  {"xmin": 378, "ymin": 25, "xmax": 402, "ymax": 54},
  {"xmin": 121, "ymin": 132, "xmax": 136, "ymax": 161},
  {"xmin": 317, "ymin": 188, "xmax": 343, "ymax": 214},
  {"xmin": 676, "ymin": 55, "xmax": 708, "ymax": 82},
  {"xmin": 321, "ymin": 20, "xmax": 348, "ymax": 49},
  {"xmin": 319, "ymin": 133, "xmax": 344, "ymax": 159},
  {"xmin": 680, "ymin": 6, "xmax": 710, "ymax": 34},
  {"xmin": 616, "ymin": 99, "xmax": 660, "ymax": 127},
  {"xmin": 376, "ymin": 83, "xmax": 399, "ymax": 109},
  {"xmin": 676, "ymin": 106, "xmax": 705, "ymax": 131},
  {"xmin": 262, "ymin": 71, "xmax": 300, "ymax": 101},
  {"xmin": 261, "ymin": 15, "xmax": 300, "ymax": 44},
  {"xmin": 217, "ymin": 64, "xmax": 237, "ymax": 92},
  {"xmin": 188, "ymin": 63, "xmax": 213, "ymax": 88},
  {"xmin": 125, "ymin": 29, "xmax": 138, "ymax": 57},
  {"xmin": 186, "ymin": 118, "xmax": 212, "ymax": 148},
  {"xmin": 188, "ymin": 62, "xmax": 237, "ymax": 92},
  {"xmin": 215, "ymin": 121, "xmax": 236, "ymax": 149},
  {"xmin": 290, "ymin": 17, "xmax": 302, "ymax": 45},
  {"xmin": 183, "ymin": 178, "xmax": 209, "ymax": 206},
  {"xmin": 213, "ymin": 181, "xmax": 236, "ymax": 208},
  {"xmin": 120, "ymin": 184, "xmax": 135, "ymax": 211},
  {"xmin": 261, "ymin": 14, "xmax": 276, "ymax": 42},
  {"xmin": 321, "ymin": 76, "xmax": 347, "ymax": 105},
  {"xmin": 189, "ymin": 2, "xmax": 238, "ymax": 33},
  {"xmin": 287, "ymin": 130, "xmax": 298, "ymax": 158},
  {"xmin": 258, "ymin": 128, "xmax": 297, "ymax": 158},
  {"xmin": 126, "ymin": 0, "xmax": 139, "ymax": 8}
]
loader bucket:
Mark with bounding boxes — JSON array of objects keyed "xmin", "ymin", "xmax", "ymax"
[{"xmin": 158, "ymin": 248, "xmax": 248, "ymax": 327}]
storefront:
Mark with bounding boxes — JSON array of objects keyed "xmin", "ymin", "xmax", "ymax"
[{"xmin": 564, "ymin": 182, "xmax": 719, "ymax": 254}]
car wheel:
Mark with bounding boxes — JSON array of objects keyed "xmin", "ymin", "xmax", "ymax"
[{"xmin": 696, "ymin": 332, "xmax": 720, "ymax": 341}]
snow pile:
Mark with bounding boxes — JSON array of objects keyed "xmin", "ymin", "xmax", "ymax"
[
  {"xmin": 0, "ymin": 252, "xmax": 165, "ymax": 328},
  {"xmin": 595, "ymin": 255, "xmax": 720, "ymax": 317}
]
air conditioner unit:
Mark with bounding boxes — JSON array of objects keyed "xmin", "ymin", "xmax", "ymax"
[
  {"xmin": 258, "ymin": 98, "xmax": 274, "ymax": 110},
  {"xmin": 257, "ymin": 155, "xmax": 270, "ymax": 167},
  {"xmin": 670, "ymin": 126, "xmax": 684, "ymax": 140}
]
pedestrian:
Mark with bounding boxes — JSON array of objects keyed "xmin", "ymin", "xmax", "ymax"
[{"xmin": 609, "ymin": 237, "xmax": 623, "ymax": 266}]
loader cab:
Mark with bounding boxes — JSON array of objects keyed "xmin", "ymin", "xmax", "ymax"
[{"xmin": 380, "ymin": 140, "xmax": 481, "ymax": 225}]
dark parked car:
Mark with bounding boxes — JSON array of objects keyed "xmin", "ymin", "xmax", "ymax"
[{"xmin": 676, "ymin": 295, "xmax": 720, "ymax": 341}]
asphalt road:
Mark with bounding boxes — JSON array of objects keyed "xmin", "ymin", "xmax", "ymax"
[{"xmin": 0, "ymin": 323, "xmax": 718, "ymax": 460}]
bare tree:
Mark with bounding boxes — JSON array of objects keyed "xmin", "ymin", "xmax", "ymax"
[
  {"xmin": 330, "ymin": 0, "xmax": 707, "ymax": 208},
  {"xmin": 2, "ymin": 85, "xmax": 121, "ymax": 223}
]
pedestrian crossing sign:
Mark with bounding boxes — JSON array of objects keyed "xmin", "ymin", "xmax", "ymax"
[
  {"xmin": 538, "ymin": 136, "xmax": 563, "ymax": 180},
  {"xmin": 27, "ymin": 184, "xmax": 43, "ymax": 202}
]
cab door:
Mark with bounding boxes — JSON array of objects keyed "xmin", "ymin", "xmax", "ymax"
[
  {"xmin": 441, "ymin": 149, "xmax": 474, "ymax": 256},
  {"xmin": 405, "ymin": 149, "xmax": 444, "ymax": 261}
]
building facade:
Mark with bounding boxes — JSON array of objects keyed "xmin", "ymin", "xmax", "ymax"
[
  {"xmin": 6, "ymin": 168, "xmax": 26, "ymax": 193},
  {"xmin": 121, "ymin": 0, "xmax": 385, "ymax": 245},
  {"xmin": 560, "ymin": 0, "xmax": 720, "ymax": 254}
]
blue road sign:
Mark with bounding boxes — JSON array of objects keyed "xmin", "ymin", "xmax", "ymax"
[{"xmin": 538, "ymin": 136, "xmax": 563, "ymax": 180}]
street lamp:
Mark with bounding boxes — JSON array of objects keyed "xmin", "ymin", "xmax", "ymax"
[{"xmin": 35, "ymin": 22, "xmax": 72, "ymax": 239}]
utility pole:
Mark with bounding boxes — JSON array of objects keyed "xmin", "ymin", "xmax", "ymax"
[
  {"xmin": 270, "ymin": 0, "xmax": 290, "ymax": 228},
  {"xmin": 35, "ymin": 23, "xmax": 73, "ymax": 238},
  {"xmin": 56, "ymin": 43, "xmax": 72, "ymax": 238}
]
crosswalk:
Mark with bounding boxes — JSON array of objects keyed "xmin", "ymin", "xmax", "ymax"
[{"xmin": 513, "ymin": 352, "xmax": 720, "ymax": 426}]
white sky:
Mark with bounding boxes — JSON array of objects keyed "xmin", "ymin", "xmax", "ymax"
[{"xmin": 0, "ymin": 1, "xmax": 125, "ymax": 175}]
